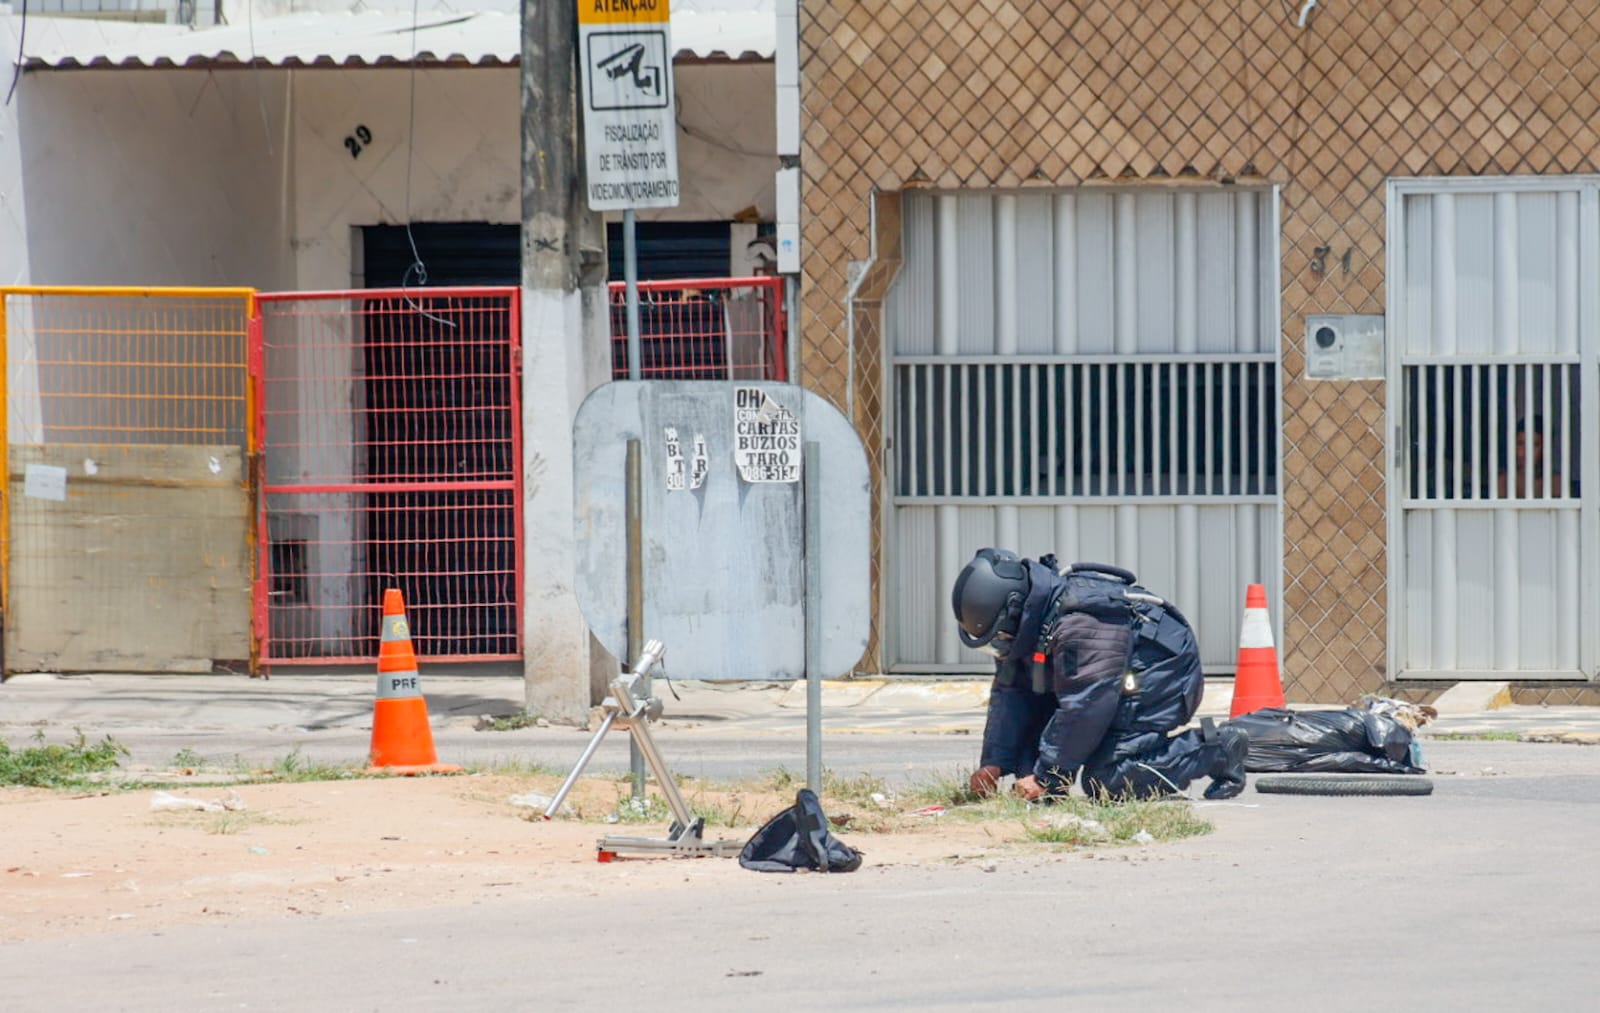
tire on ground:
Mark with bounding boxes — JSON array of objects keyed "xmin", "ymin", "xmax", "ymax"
[{"xmin": 1254, "ymin": 774, "xmax": 1434, "ymax": 797}]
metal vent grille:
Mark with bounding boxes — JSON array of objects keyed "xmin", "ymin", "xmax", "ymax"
[{"xmin": 895, "ymin": 357, "xmax": 1278, "ymax": 499}]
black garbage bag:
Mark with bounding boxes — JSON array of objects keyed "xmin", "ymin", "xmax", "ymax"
[
  {"xmin": 738, "ymin": 788, "xmax": 863, "ymax": 873},
  {"xmin": 1228, "ymin": 707, "xmax": 1425, "ymax": 775}
]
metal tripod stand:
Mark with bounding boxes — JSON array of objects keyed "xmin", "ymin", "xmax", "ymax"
[{"xmin": 543, "ymin": 639, "xmax": 742, "ymax": 859}]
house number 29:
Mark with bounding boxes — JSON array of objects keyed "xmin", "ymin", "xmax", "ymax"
[{"xmin": 344, "ymin": 125, "xmax": 373, "ymax": 159}]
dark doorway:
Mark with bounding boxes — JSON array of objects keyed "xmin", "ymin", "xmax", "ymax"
[{"xmin": 357, "ymin": 226, "xmax": 522, "ymax": 659}]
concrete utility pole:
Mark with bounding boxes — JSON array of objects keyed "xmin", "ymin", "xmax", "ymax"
[{"xmin": 521, "ymin": 0, "xmax": 610, "ymax": 722}]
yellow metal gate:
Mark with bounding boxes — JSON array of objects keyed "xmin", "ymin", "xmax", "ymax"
[{"xmin": 1, "ymin": 287, "xmax": 256, "ymax": 673}]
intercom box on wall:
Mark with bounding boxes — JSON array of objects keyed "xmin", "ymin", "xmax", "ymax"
[{"xmin": 1305, "ymin": 314, "xmax": 1384, "ymax": 381}]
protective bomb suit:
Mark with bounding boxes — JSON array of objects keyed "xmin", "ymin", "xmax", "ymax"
[{"xmin": 952, "ymin": 549, "xmax": 1248, "ymax": 801}]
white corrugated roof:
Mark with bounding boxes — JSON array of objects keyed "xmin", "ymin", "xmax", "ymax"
[{"xmin": 16, "ymin": 10, "xmax": 774, "ymax": 70}]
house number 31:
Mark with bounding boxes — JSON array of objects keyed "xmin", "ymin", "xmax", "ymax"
[
  {"xmin": 344, "ymin": 125, "xmax": 373, "ymax": 159},
  {"xmin": 1311, "ymin": 244, "xmax": 1353, "ymax": 276}
]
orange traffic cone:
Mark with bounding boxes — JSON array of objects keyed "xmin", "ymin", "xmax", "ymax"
[
  {"xmin": 366, "ymin": 589, "xmax": 462, "ymax": 775},
  {"xmin": 1229, "ymin": 583, "xmax": 1286, "ymax": 718}
]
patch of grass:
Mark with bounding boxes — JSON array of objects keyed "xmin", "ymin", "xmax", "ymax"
[
  {"xmin": 821, "ymin": 769, "xmax": 890, "ymax": 806},
  {"xmin": 170, "ymin": 747, "xmax": 205, "ymax": 769},
  {"xmin": 467, "ymin": 756, "xmax": 557, "ymax": 777},
  {"xmin": 245, "ymin": 748, "xmax": 362, "ymax": 783},
  {"xmin": 888, "ymin": 770, "xmax": 1212, "ymax": 847},
  {"xmin": 1427, "ymin": 731, "xmax": 1522, "ymax": 742},
  {"xmin": 899, "ymin": 768, "xmax": 986, "ymax": 808},
  {"xmin": 0, "ymin": 731, "xmax": 128, "ymax": 788},
  {"xmin": 149, "ymin": 804, "xmax": 290, "ymax": 836},
  {"xmin": 685, "ymin": 786, "xmax": 752, "ymax": 828},
  {"xmin": 760, "ymin": 767, "xmax": 893, "ymax": 809},
  {"xmin": 1023, "ymin": 794, "xmax": 1211, "ymax": 847},
  {"xmin": 587, "ymin": 775, "xmax": 760, "ymax": 828},
  {"xmin": 204, "ymin": 810, "xmax": 282, "ymax": 836},
  {"xmin": 760, "ymin": 766, "xmax": 801, "ymax": 792},
  {"xmin": 550, "ymin": 768, "xmax": 1211, "ymax": 851},
  {"xmin": 476, "ymin": 713, "xmax": 542, "ymax": 732},
  {"xmin": 609, "ymin": 792, "xmax": 671, "ymax": 824}
]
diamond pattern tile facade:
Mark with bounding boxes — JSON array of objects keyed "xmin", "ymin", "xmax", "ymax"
[
  {"xmin": 1512, "ymin": 687, "xmax": 1600, "ymax": 706},
  {"xmin": 801, "ymin": 0, "xmax": 1600, "ymax": 697}
]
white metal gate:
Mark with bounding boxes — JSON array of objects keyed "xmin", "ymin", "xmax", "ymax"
[
  {"xmin": 885, "ymin": 189, "xmax": 1283, "ymax": 673},
  {"xmin": 1388, "ymin": 179, "xmax": 1599, "ymax": 680}
]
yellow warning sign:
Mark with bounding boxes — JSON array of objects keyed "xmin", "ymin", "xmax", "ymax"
[
  {"xmin": 579, "ymin": 0, "xmax": 669, "ymax": 27},
  {"xmin": 578, "ymin": 0, "xmax": 678, "ymax": 209}
]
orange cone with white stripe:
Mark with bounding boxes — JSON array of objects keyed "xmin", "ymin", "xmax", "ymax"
[
  {"xmin": 366, "ymin": 589, "xmax": 461, "ymax": 775},
  {"xmin": 1230, "ymin": 583, "xmax": 1286, "ymax": 717}
]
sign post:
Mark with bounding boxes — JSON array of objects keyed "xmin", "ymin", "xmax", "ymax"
[
  {"xmin": 577, "ymin": 0, "xmax": 681, "ymax": 378},
  {"xmin": 578, "ymin": 0, "xmax": 680, "ymax": 793}
]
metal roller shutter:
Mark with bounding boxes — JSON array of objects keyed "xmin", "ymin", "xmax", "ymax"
[{"xmin": 886, "ymin": 189, "xmax": 1284, "ymax": 674}]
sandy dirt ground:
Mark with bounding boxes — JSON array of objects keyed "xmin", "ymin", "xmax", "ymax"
[{"xmin": 0, "ymin": 773, "xmax": 1042, "ymax": 944}]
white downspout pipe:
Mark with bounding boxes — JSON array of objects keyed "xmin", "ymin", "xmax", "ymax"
[{"xmin": 843, "ymin": 195, "xmax": 878, "ymax": 422}]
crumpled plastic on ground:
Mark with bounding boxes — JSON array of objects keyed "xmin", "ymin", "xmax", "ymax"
[
  {"xmin": 149, "ymin": 791, "xmax": 246, "ymax": 813},
  {"xmin": 1043, "ymin": 813, "xmax": 1107, "ymax": 838},
  {"xmin": 508, "ymin": 792, "xmax": 572, "ymax": 817},
  {"xmin": 1358, "ymin": 693, "xmax": 1439, "ymax": 733}
]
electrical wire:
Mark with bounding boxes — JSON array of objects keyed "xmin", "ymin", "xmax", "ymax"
[
  {"xmin": 246, "ymin": 0, "xmax": 274, "ymax": 155},
  {"xmin": 1133, "ymin": 762, "xmax": 1196, "ymax": 800},
  {"xmin": 5, "ymin": 0, "xmax": 28, "ymax": 107},
  {"xmin": 676, "ymin": 101, "xmax": 775, "ymax": 159},
  {"xmin": 401, "ymin": 0, "xmax": 454, "ymax": 328}
]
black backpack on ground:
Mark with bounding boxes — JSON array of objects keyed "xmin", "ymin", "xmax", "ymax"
[{"xmin": 738, "ymin": 789, "xmax": 863, "ymax": 873}]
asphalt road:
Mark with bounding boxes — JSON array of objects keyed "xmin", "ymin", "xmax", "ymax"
[{"xmin": 3, "ymin": 739, "xmax": 1598, "ymax": 1011}]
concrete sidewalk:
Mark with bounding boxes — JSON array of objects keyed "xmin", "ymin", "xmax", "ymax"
[{"xmin": 3, "ymin": 671, "xmax": 1598, "ymax": 743}]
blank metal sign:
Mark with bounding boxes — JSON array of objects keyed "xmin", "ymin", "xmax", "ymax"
[{"xmin": 573, "ymin": 381, "xmax": 869, "ymax": 680}]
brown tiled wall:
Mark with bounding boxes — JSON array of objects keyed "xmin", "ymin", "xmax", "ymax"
[
  {"xmin": 801, "ymin": 0, "xmax": 1600, "ymax": 698},
  {"xmin": 1512, "ymin": 686, "xmax": 1600, "ymax": 706}
]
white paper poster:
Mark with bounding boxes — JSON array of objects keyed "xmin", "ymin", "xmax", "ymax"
[
  {"xmin": 23, "ymin": 463, "xmax": 67, "ymax": 501},
  {"xmin": 665, "ymin": 426, "xmax": 686, "ymax": 490},
  {"xmin": 733, "ymin": 387, "xmax": 801, "ymax": 484}
]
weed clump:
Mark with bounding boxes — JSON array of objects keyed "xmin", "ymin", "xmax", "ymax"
[
  {"xmin": 0, "ymin": 731, "xmax": 128, "ymax": 788},
  {"xmin": 1024, "ymin": 794, "xmax": 1211, "ymax": 846}
]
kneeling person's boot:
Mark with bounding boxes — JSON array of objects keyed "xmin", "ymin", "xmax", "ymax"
[{"xmin": 1202, "ymin": 724, "xmax": 1249, "ymax": 800}]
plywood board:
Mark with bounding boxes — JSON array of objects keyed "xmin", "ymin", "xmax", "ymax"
[{"xmin": 5, "ymin": 444, "xmax": 250, "ymax": 673}]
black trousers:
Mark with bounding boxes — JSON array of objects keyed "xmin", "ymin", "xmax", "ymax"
[
  {"xmin": 983, "ymin": 682, "xmax": 1224, "ymax": 798},
  {"xmin": 1080, "ymin": 727, "xmax": 1222, "ymax": 799}
]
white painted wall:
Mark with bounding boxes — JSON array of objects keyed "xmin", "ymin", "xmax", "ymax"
[
  {"xmin": 13, "ymin": 69, "xmax": 295, "ymax": 288},
  {"xmin": 289, "ymin": 68, "xmax": 518, "ymax": 288},
  {"xmin": 1, "ymin": 55, "xmax": 773, "ymax": 287},
  {"xmin": 0, "ymin": 18, "xmax": 27, "ymax": 288},
  {"xmin": 669, "ymin": 62, "xmax": 777, "ymax": 222},
  {"xmin": 289, "ymin": 63, "xmax": 776, "ymax": 286},
  {"xmin": 1, "ymin": 15, "xmax": 38, "ymax": 442}
]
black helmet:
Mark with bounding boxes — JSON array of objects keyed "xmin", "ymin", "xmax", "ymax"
[{"xmin": 951, "ymin": 548, "xmax": 1030, "ymax": 651}]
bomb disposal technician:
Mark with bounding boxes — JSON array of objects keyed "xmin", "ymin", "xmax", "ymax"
[{"xmin": 950, "ymin": 549, "xmax": 1248, "ymax": 801}]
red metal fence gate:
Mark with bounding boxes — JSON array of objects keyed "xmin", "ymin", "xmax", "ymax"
[
  {"xmin": 606, "ymin": 276, "xmax": 787, "ymax": 380},
  {"xmin": 254, "ymin": 288, "xmax": 522, "ymax": 666}
]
